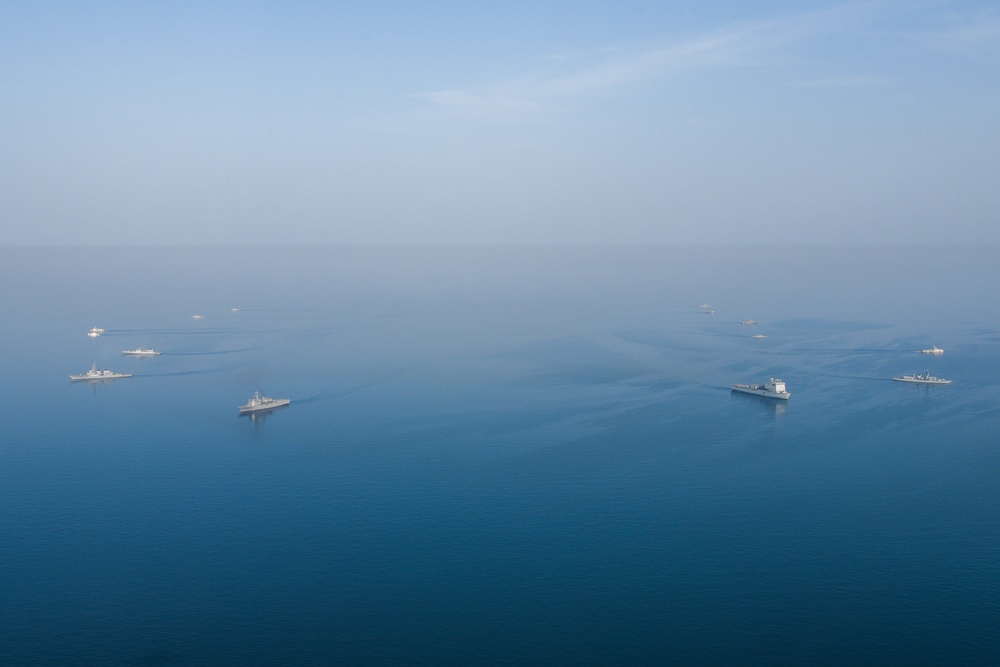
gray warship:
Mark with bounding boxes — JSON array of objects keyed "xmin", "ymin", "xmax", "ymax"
[
  {"xmin": 731, "ymin": 377, "xmax": 790, "ymax": 400},
  {"xmin": 893, "ymin": 371, "xmax": 951, "ymax": 385},
  {"xmin": 239, "ymin": 390, "xmax": 290, "ymax": 414},
  {"xmin": 70, "ymin": 362, "xmax": 132, "ymax": 382}
]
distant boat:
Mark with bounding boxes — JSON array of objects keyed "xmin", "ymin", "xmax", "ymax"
[
  {"xmin": 191, "ymin": 314, "xmax": 204, "ymax": 319},
  {"xmin": 230, "ymin": 308, "xmax": 240, "ymax": 312},
  {"xmin": 731, "ymin": 378, "xmax": 790, "ymax": 400},
  {"xmin": 893, "ymin": 371, "xmax": 951, "ymax": 385},
  {"xmin": 699, "ymin": 303, "xmax": 713, "ymax": 309},
  {"xmin": 122, "ymin": 347, "xmax": 160, "ymax": 356},
  {"xmin": 70, "ymin": 362, "xmax": 132, "ymax": 382},
  {"xmin": 921, "ymin": 346, "xmax": 944, "ymax": 354},
  {"xmin": 752, "ymin": 334, "xmax": 767, "ymax": 339},
  {"xmin": 239, "ymin": 390, "xmax": 290, "ymax": 414},
  {"xmin": 705, "ymin": 309, "xmax": 716, "ymax": 315},
  {"xmin": 742, "ymin": 319, "xmax": 757, "ymax": 325},
  {"xmin": 87, "ymin": 327, "xmax": 105, "ymax": 337}
]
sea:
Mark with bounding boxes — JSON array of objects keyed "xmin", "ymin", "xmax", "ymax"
[{"xmin": 1, "ymin": 245, "xmax": 998, "ymax": 666}]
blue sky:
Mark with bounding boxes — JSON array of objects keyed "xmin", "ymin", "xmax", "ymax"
[{"xmin": 2, "ymin": 1, "xmax": 998, "ymax": 244}]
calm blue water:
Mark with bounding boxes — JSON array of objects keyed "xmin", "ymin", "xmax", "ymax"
[{"xmin": 2, "ymin": 246, "xmax": 999, "ymax": 665}]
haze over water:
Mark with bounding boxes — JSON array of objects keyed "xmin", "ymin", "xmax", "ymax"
[{"xmin": 2, "ymin": 245, "xmax": 999, "ymax": 665}]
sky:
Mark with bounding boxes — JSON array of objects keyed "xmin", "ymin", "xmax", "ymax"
[{"xmin": 1, "ymin": 1, "xmax": 998, "ymax": 245}]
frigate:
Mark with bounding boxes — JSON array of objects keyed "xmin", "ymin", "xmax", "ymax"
[
  {"xmin": 893, "ymin": 372, "xmax": 951, "ymax": 385},
  {"xmin": 239, "ymin": 390, "xmax": 290, "ymax": 414}
]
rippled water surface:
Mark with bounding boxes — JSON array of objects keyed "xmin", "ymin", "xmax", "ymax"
[{"xmin": 2, "ymin": 246, "xmax": 999, "ymax": 665}]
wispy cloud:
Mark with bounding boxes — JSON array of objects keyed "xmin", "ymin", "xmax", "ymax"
[{"xmin": 413, "ymin": 2, "xmax": 884, "ymax": 122}]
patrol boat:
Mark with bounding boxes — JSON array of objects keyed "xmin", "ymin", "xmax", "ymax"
[
  {"xmin": 70, "ymin": 362, "xmax": 132, "ymax": 381},
  {"xmin": 731, "ymin": 377, "xmax": 790, "ymax": 400},
  {"xmin": 893, "ymin": 371, "xmax": 951, "ymax": 385},
  {"xmin": 122, "ymin": 347, "xmax": 161, "ymax": 356},
  {"xmin": 239, "ymin": 390, "xmax": 290, "ymax": 414},
  {"xmin": 920, "ymin": 346, "xmax": 944, "ymax": 354}
]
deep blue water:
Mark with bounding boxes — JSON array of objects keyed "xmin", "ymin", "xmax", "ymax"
[{"xmin": 2, "ymin": 246, "xmax": 999, "ymax": 665}]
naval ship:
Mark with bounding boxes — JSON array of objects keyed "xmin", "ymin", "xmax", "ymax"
[
  {"xmin": 239, "ymin": 390, "xmax": 290, "ymax": 414},
  {"xmin": 70, "ymin": 363, "xmax": 132, "ymax": 381},
  {"xmin": 731, "ymin": 378, "xmax": 790, "ymax": 400},
  {"xmin": 122, "ymin": 347, "xmax": 161, "ymax": 356},
  {"xmin": 892, "ymin": 371, "xmax": 951, "ymax": 385}
]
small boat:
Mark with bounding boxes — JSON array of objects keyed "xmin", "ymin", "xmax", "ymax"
[
  {"xmin": 742, "ymin": 319, "xmax": 757, "ymax": 325},
  {"xmin": 239, "ymin": 390, "xmax": 290, "ymax": 414},
  {"xmin": 230, "ymin": 308, "xmax": 240, "ymax": 312},
  {"xmin": 731, "ymin": 378, "xmax": 790, "ymax": 400},
  {"xmin": 705, "ymin": 309, "xmax": 716, "ymax": 315},
  {"xmin": 699, "ymin": 303, "xmax": 712, "ymax": 309},
  {"xmin": 122, "ymin": 347, "xmax": 161, "ymax": 356},
  {"xmin": 921, "ymin": 346, "xmax": 944, "ymax": 354},
  {"xmin": 87, "ymin": 327, "xmax": 105, "ymax": 337},
  {"xmin": 751, "ymin": 334, "xmax": 767, "ymax": 339},
  {"xmin": 893, "ymin": 371, "xmax": 951, "ymax": 385},
  {"xmin": 70, "ymin": 362, "xmax": 132, "ymax": 382},
  {"xmin": 191, "ymin": 314, "xmax": 205, "ymax": 319}
]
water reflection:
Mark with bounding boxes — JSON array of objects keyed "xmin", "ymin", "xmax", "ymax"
[
  {"xmin": 731, "ymin": 391, "xmax": 788, "ymax": 417},
  {"xmin": 239, "ymin": 404, "xmax": 289, "ymax": 425},
  {"xmin": 74, "ymin": 378, "xmax": 128, "ymax": 394}
]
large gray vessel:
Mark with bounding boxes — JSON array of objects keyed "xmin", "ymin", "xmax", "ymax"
[
  {"xmin": 892, "ymin": 371, "xmax": 951, "ymax": 385},
  {"xmin": 239, "ymin": 390, "xmax": 290, "ymax": 414},
  {"xmin": 731, "ymin": 377, "xmax": 790, "ymax": 400},
  {"xmin": 70, "ymin": 362, "xmax": 132, "ymax": 382}
]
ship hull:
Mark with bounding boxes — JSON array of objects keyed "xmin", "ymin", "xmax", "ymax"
[
  {"xmin": 70, "ymin": 373, "xmax": 131, "ymax": 381},
  {"xmin": 239, "ymin": 398, "xmax": 290, "ymax": 413},
  {"xmin": 731, "ymin": 385, "xmax": 790, "ymax": 400},
  {"xmin": 892, "ymin": 377, "xmax": 951, "ymax": 385}
]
